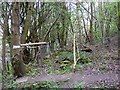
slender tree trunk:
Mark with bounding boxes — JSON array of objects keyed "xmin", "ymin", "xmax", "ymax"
[
  {"xmin": 1, "ymin": 8, "xmax": 8, "ymax": 88},
  {"xmin": 87, "ymin": 3, "xmax": 89, "ymax": 35},
  {"xmin": 73, "ymin": 33, "xmax": 76, "ymax": 71},
  {"xmin": 2, "ymin": 25, "xmax": 6, "ymax": 72},
  {"xmin": 118, "ymin": 2, "xmax": 120, "ymax": 57},
  {"xmin": 98, "ymin": 2, "xmax": 104, "ymax": 45},
  {"xmin": 89, "ymin": 2, "xmax": 94, "ymax": 44},
  {"xmin": 76, "ymin": 2, "xmax": 82, "ymax": 48},
  {"xmin": 2, "ymin": 9, "xmax": 8, "ymax": 72},
  {"xmin": 94, "ymin": 3, "xmax": 97, "ymax": 33},
  {"xmin": 81, "ymin": 10, "xmax": 90, "ymax": 44}
]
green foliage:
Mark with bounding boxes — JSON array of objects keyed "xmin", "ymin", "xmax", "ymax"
[
  {"xmin": 47, "ymin": 64, "xmax": 72, "ymax": 75},
  {"xmin": 6, "ymin": 62, "xmax": 14, "ymax": 74},
  {"xmin": 90, "ymin": 84, "xmax": 106, "ymax": 89},
  {"xmin": 99, "ymin": 63, "xmax": 109, "ymax": 71},
  {"xmin": 60, "ymin": 65, "xmax": 72, "ymax": 74},
  {"xmin": 26, "ymin": 63, "xmax": 40, "ymax": 77},
  {"xmin": 5, "ymin": 80, "xmax": 60, "ymax": 89},
  {"xmin": 33, "ymin": 81, "xmax": 60, "ymax": 88},
  {"xmin": 46, "ymin": 50, "xmax": 92, "ymax": 75},
  {"xmin": 58, "ymin": 51, "xmax": 74, "ymax": 62},
  {"xmin": 0, "ymin": 73, "xmax": 2, "ymax": 83},
  {"xmin": 47, "ymin": 51, "xmax": 73, "ymax": 74},
  {"xmin": 78, "ymin": 52, "xmax": 92, "ymax": 64},
  {"xmin": 73, "ymin": 81, "xmax": 85, "ymax": 88},
  {"xmin": 75, "ymin": 63, "xmax": 84, "ymax": 70},
  {"xmin": 25, "ymin": 81, "xmax": 60, "ymax": 89},
  {"xmin": 57, "ymin": 79, "xmax": 70, "ymax": 85},
  {"xmin": 7, "ymin": 80, "xmax": 17, "ymax": 89},
  {"xmin": 93, "ymin": 28, "xmax": 103, "ymax": 43},
  {"xmin": 78, "ymin": 52, "xmax": 87, "ymax": 60},
  {"xmin": 27, "ymin": 69, "xmax": 37, "ymax": 77},
  {"xmin": 54, "ymin": 51, "xmax": 91, "ymax": 64},
  {"xmin": 3, "ymin": 72, "xmax": 16, "ymax": 89}
]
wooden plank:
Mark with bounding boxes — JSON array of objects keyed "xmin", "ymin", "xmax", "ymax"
[{"xmin": 20, "ymin": 42, "xmax": 47, "ymax": 47}]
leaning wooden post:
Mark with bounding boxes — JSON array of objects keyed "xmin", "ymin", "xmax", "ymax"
[{"xmin": 73, "ymin": 32, "xmax": 77, "ymax": 71}]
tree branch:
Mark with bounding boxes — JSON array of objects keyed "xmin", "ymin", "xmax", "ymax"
[
  {"xmin": 0, "ymin": 21, "xmax": 4, "ymax": 29},
  {"xmin": 72, "ymin": 2, "xmax": 97, "ymax": 20},
  {"xmin": 43, "ymin": 15, "xmax": 60, "ymax": 41}
]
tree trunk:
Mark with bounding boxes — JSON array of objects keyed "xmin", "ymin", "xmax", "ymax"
[
  {"xmin": 98, "ymin": 2, "xmax": 104, "ymax": 45},
  {"xmin": 11, "ymin": 2, "xmax": 26, "ymax": 78},
  {"xmin": 2, "ymin": 7, "xmax": 8, "ymax": 72},
  {"xmin": 118, "ymin": 2, "xmax": 120, "ymax": 58},
  {"xmin": 94, "ymin": 4, "xmax": 96, "ymax": 32},
  {"xmin": 73, "ymin": 33, "xmax": 76, "ymax": 71},
  {"xmin": 1, "ymin": 4, "xmax": 9, "ymax": 88},
  {"xmin": 2, "ymin": 24, "xmax": 6, "ymax": 72},
  {"xmin": 76, "ymin": 2, "xmax": 82, "ymax": 48},
  {"xmin": 21, "ymin": 2, "xmax": 33, "ymax": 44},
  {"xmin": 89, "ymin": 2, "xmax": 94, "ymax": 44},
  {"xmin": 81, "ymin": 10, "xmax": 90, "ymax": 44}
]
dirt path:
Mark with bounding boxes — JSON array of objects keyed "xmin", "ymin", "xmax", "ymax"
[{"xmin": 16, "ymin": 72, "xmax": 119, "ymax": 88}]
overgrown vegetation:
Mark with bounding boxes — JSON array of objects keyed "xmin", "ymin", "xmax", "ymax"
[
  {"xmin": 22, "ymin": 50, "xmax": 93, "ymax": 75},
  {"xmin": 44, "ymin": 50, "xmax": 93, "ymax": 75},
  {"xmin": 73, "ymin": 81, "xmax": 85, "ymax": 88},
  {"xmin": 4, "ymin": 81, "xmax": 60, "ymax": 89},
  {"xmin": 0, "ymin": 1, "xmax": 119, "ymax": 89}
]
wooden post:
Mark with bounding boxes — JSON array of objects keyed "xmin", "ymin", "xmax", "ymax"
[
  {"xmin": 39, "ymin": 46, "xmax": 42, "ymax": 67},
  {"xmin": 73, "ymin": 33, "xmax": 76, "ymax": 70},
  {"xmin": 20, "ymin": 42, "xmax": 47, "ymax": 68}
]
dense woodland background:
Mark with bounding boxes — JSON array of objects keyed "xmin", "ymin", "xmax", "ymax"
[{"xmin": 0, "ymin": 1, "xmax": 119, "ymax": 89}]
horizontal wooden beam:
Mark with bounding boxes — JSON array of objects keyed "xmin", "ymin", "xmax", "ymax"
[{"xmin": 20, "ymin": 42, "xmax": 48, "ymax": 47}]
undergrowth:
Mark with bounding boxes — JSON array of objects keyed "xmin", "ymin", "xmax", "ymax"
[
  {"xmin": 4, "ymin": 81, "xmax": 60, "ymax": 90},
  {"xmin": 46, "ymin": 51, "xmax": 92, "ymax": 75}
]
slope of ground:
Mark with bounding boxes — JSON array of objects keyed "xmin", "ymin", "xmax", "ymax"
[{"xmin": 3, "ymin": 34, "xmax": 119, "ymax": 89}]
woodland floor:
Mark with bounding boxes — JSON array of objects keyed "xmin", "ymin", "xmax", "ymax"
[
  {"xmin": 14, "ymin": 34, "xmax": 120, "ymax": 89},
  {"xmin": 1, "ymin": 34, "xmax": 120, "ymax": 89}
]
